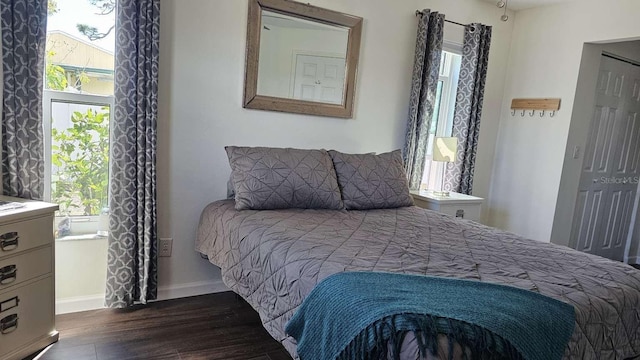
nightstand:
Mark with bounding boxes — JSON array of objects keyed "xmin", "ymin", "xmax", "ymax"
[{"xmin": 410, "ymin": 190, "xmax": 484, "ymax": 222}]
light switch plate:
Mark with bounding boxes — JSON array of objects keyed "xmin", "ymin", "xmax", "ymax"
[
  {"xmin": 572, "ymin": 146, "xmax": 581, "ymax": 159},
  {"xmin": 159, "ymin": 238, "xmax": 173, "ymax": 257}
]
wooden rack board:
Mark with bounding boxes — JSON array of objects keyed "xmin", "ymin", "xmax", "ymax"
[{"xmin": 511, "ymin": 98, "xmax": 561, "ymax": 111}]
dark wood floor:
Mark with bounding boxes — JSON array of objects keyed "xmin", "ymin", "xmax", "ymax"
[
  {"xmin": 25, "ymin": 265, "xmax": 640, "ymax": 360},
  {"xmin": 28, "ymin": 292, "xmax": 289, "ymax": 360}
]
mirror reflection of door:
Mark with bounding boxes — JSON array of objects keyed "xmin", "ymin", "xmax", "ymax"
[
  {"xmin": 571, "ymin": 55, "xmax": 640, "ymax": 261},
  {"xmin": 256, "ymin": 10, "xmax": 349, "ymax": 105},
  {"xmin": 292, "ymin": 54, "xmax": 346, "ymax": 104}
]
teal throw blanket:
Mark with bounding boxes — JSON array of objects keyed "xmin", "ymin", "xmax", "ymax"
[{"xmin": 285, "ymin": 272, "xmax": 575, "ymax": 360}]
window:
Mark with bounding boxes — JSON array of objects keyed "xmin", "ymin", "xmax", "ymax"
[
  {"xmin": 420, "ymin": 50, "xmax": 462, "ymax": 191},
  {"xmin": 45, "ymin": 0, "xmax": 115, "ymax": 239}
]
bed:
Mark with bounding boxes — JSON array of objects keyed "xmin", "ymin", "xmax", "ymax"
[
  {"xmin": 196, "ymin": 199, "xmax": 640, "ymax": 359},
  {"xmin": 198, "ymin": 146, "xmax": 640, "ymax": 359}
]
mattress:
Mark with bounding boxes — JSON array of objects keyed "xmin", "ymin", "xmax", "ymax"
[{"xmin": 196, "ymin": 199, "xmax": 640, "ymax": 359}]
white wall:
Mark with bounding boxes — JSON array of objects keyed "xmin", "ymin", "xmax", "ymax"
[
  {"xmin": 488, "ymin": 0, "xmax": 640, "ymax": 242},
  {"xmin": 55, "ymin": 238, "xmax": 107, "ymax": 299},
  {"xmin": 157, "ymin": 0, "xmax": 514, "ymax": 293}
]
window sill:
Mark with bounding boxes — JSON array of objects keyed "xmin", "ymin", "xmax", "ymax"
[{"xmin": 56, "ymin": 234, "xmax": 107, "ymax": 242}]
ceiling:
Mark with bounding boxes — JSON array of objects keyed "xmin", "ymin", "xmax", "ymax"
[{"xmin": 481, "ymin": 0, "xmax": 577, "ymax": 11}]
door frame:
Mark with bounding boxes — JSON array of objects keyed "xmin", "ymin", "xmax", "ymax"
[
  {"xmin": 551, "ymin": 43, "xmax": 640, "ymax": 263},
  {"xmin": 626, "ymin": 182, "xmax": 640, "ymax": 263}
]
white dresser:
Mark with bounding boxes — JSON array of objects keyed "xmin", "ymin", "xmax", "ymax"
[
  {"xmin": 0, "ymin": 197, "xmax": 58, "ymax": 360},
  {"xmin": 411, "ymin": 190, "xmax": 484, "ymax": 222}
]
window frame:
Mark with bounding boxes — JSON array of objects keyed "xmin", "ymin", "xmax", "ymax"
[
  {"xmin": 43, "ymin": 90, "xmax": 114, "ymax": 237},
  {"xmin": 421, "ymin": 45, "xmax": 462, "ymax": 191}
]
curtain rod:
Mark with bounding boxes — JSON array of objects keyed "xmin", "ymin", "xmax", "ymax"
[{"xmin": 414, "ymin": 10, "xmax": 467, "ymax": 27}]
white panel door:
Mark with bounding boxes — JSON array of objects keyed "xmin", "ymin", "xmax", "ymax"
[
  {"xmin": 571, "ymin": 56, "xmax": 640, "ymax": 261},
  {"xmin": 293, "ymin": 54, "xmax": 346, "ymax": 104}
]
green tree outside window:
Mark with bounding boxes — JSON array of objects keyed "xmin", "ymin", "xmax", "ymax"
[{"xmin": 51, "ymin": 107, "xmax": 110, "ymax": 216}]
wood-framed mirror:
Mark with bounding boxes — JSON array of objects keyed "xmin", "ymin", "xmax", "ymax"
[{"xmin": 243, "ymin": 0, "xmax": 363, "ymax": 118}]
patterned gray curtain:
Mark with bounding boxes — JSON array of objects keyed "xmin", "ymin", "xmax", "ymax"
[
  {"xmin": 444, "ymin": 24, "xmax": 492, "ymax": 195},
  {"xmin": 105, "ymin": 0, "xmax": 160, "ymax": 308},
  {"xmin": 402, "ymin": 10, "xmax": 444, "ymax": 190},
  {"xmin": 0, "ymin": 0, "xmax": 47, "ymax": 199}
]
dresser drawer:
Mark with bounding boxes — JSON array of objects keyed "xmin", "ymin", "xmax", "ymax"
[
  {"xmin": 0, "ymin": 247, "xmax": 52, "ymax": 291},
  {"xmin": 0, "ymin": 216, "xmax": 54, "ymax": 258},
  {"xmin": 0, "ymin": 277, "xmax": 54, "ymax": 356}
]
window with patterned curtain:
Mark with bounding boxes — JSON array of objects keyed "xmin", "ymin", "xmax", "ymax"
[
  {"xmin": 44, "ymin": 0, "xmax": 116, "ymax": 306},
  {"xmin": 420, "ymin": 50, "xmax": 462, "ymax": 191}
]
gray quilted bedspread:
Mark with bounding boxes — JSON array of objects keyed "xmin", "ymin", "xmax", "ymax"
[{"xmin": 195, "ymin": 200, "xmax": 640, "ymax": 359}]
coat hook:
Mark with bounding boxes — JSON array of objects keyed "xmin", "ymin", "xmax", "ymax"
[
  {"xmin": 511, "ymin": 109, "xmax": 516, "ymax": 116},
  {"xmin": 529, "ymin": 110, "xmax": 535, "ymax": 117},
  {"xmin": 521, "ymin": 110, "xmax": 525, "ymax": 117},
  {"xmin": 540, "ymin": 110, "xmax": 545, "ymax": 117},
  {"xmin": 550, "ymin": 111, "xmax": 556, "ymax": 117}
]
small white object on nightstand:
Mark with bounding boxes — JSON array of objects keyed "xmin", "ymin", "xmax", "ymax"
[
  {"xmin": 410, "ymin": 190, "xmax": 484, "ymax": 222},
  {"xmin": 431, "ymin": 137, "xmax": 458, "ymax": 197}
]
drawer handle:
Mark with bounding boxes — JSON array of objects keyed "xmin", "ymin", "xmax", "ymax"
[
  {"xmin": 0, "ymin": 265, "xmax": 17, "ymax": 285},
  {"xmin": 0, "ymin": 314, "xmax": 18, "ymax": 334},
  {"xmin": 0, "ymin": 296, "xmax": 19, "ymax": 313},
  {"xmin": 0, "ymin": 233, "xmax": 18, "ymax": 252}
]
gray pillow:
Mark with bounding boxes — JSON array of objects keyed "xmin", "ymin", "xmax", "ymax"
[
  {"xmin": 226, "ymin": 146, "xmax": 344, "ymax": 210},
  {"xmin": 226, "ymin": 176, "xmax": 235, "ymax": 199},
  {"xmin": 328, "ymin": 150, "xmax": 414, "ymax": 210}
]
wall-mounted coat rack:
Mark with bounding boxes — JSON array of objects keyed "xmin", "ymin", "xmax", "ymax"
[{"xmin": 510, "ymin": 98, "xmax": 561, "ymax": 117}]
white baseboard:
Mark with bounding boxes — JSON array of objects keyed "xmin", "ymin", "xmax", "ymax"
[
  {"xmin": 55, "ymin": 279, "xmax": 229, "ymax": 315},
  {"xmin": 156, "ymin": 279, "xmax": 229, "ymax": 301},
  {"xmin": 56, "ymin": 294, "xmax": 105, "ymax": 315}
]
